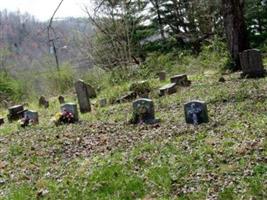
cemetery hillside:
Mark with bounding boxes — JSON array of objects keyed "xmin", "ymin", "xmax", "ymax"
[{"xmin": 0, "ymin": 0, "xmax": 267, "ymax": 199}]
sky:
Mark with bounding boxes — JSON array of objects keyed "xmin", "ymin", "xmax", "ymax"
[{"xmin": 0, "ymin": 0, "xmax": 92, "ymax": 21}]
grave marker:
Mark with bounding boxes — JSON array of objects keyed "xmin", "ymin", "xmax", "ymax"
[
  {"xmin": 61, "ymin": 103, "xmax": 79, "ymax": 122},
  {"xmin": 75, "ymin": 80, "xmax": 91, "ymax": 113},
  {"xmin": 170, "ymin": 74, "xmax": 191, "ymax": 87},
  {"xmin": 184, "ymin": 100, "xmax": 208, "ymax": 125},
  {"xmin": 240, "ymin": 49, "xmax": 265, "ymax": 78},
  {"xmin": 7, "ymin": 105, "xmax": 25, "ymax": 122},
  {"xmin": 130, "ymin": 98, "xmax": 159, "ymax": 124}
]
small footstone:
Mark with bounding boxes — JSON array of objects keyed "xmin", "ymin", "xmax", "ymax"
[
  {"xmin": 170, "ymin": 74, "xmax": 191, "ymax": 87},
  {"xmin": 240, "ymin": 49, "xmax": 265, "ymax": 78},
  {"xmin": 58, "ymin": 95, "xmax": 65, "ymax": 104},
  {"xmin": 157, "ymin": 71, "xmax": 166, "ymax": 81},
  {"xmin": 61, "ymin": 103, "xmax": 79, "ymax": 122},
  {"xmin": 39, "ymin": 96, "xmax": 49, "ymax": 108},
  {"xmin": 219, "ymin": 77, "xmax": 226, "ymax": 83},
  {"xmin": 99, "ymin": 98, "xmax": 107, "ymax": 107},
  {"xmin": 184, "ymin": 100, "xmax": 208, "ymax": 125},
  {"xmin": 7, "ymin": 105, "xmax": 25, "ymax": 122},
  {"xmin": 0, "ymin": 118, "xmax": 4, "ymax": 126},
  {"xmin": 130, "ymin": 98, "xmax": 159, "ymax": 124},
  {"xmin": 159, "ymin": 83, "xmax": 177, "ymax": 96}
]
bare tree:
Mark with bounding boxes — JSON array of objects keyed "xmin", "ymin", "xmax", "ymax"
[{"xmin": 47, "ymin": 0, "xmax": 64, "ymax": 71}]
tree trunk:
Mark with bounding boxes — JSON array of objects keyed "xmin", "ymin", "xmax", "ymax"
[{"xmin": 222, "ymin": 0, "xmax": 250, "ymax": 71}]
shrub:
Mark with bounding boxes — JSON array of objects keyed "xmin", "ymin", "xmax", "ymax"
[{"xmin": 0, "ymin": 72, "xmax": 23, "ymax": 101}]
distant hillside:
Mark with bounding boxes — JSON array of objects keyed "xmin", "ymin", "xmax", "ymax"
[{"xmin": 0, "ymin": 10, "xmax": 93, "ymax": 74}]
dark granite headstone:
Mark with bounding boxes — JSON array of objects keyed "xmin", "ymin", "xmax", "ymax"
[
  {"xmin": 61, "ymin": 103, "xmax": 79, "ymax": 122},
  {"xmin": 24, "ymin": 110, "xmax": 39, "ymax": 124},
  {"xmin": 75, "ymin": 80, "xmax": 91, "ymax": 113},
  {"xmin": 240, "ymin": 49, "xmax": 265, "ymax": 78},
  {"xmin": 7, "ymin": 105, "xmax": 25, "ymax": 122},
  {"xmin": 184, "ymin": 100, "xmax": 208, "ymax": 125},
  {"xmin": 130, "ymin": 98, "xmax": 159, "ymax": 124}
]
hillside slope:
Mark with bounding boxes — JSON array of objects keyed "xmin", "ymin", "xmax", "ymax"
[{"xmin": 0, "ymin": 70, "xmax": 266, "ymax": 199}]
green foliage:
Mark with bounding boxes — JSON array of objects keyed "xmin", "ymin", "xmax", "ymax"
[
  {"xmin": 0, "ymin": 72, "xmax": 23, "ymax": 101},
  {"xmin": 44, "ymin": 63, "xmax": 75, "ymax": 95}
]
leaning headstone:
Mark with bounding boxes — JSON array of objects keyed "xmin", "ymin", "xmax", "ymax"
[
  {"xmin": 184, "ymin": 100, "xmax": 208, "ymax": 125},
  {"xmin": 39, "ymin": 96, "xmax": 49, "ymax": 108},
  {"xmin": 158, "ymin": 71, "xmax": 166, "ymax": 81},
  {"xmin": 159, "ymin": 83, "xmax": 177, "ymax": 96},
  {"xmin": 24, "ymin": 110, "xmax": 39, "ymax": 124},
  {"xmin": 0, "ymin": 117, "xmax": 4, "ymax": 126},
  {"xmin": 75, "ymin": 80, "xmax": 91, "ymax": 113},
  {"xmin": 130, "ymin": 98, "xmax": 159, "ymax": 124},
  {"xmin": 58, "ymin": 95, "xmax": 65, "ymax": 104},
  {"xmin": 99, "ymin": 98, "xmax": 107, "ymax": 107},
  {"xmin": 240, "ymin": 49, "xmax": 265, "ymax": 78},
  {"xmin": 7, "ymin": 105, "xmax": 25, "ymax": 122},
  {"xmin": 170, "ymin": 74, "xmax": 191, "ymax": 86},
  {"xmin": 129, "ymin": 81, "xmax": 151, "ymax": 98},
  {"xmin": 61, "ymin": 103, "xmax": 79, "ymax": 122}
]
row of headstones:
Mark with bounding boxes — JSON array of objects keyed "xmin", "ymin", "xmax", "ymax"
[
  {"xmin": 0, "ymin": 49, "xmax": 264, "ymax": 127},
  {"xmin": 0, "ymin": 98, "xmax": 208, "ymax": 127}
]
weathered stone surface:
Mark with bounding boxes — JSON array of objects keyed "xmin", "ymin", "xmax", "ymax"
[
  {"xmin": 116, "ymin": 91, "xmax": 137, "ymax": 104},
  {"xmin": 58, "ymin": 95, "xmax": 65, "ymax": 104},
  {"xmin": 99, "ymin": 98, "xmax": 107, "ymax": 107},
  {"xmin": 0, "ymin": 117, "xmax": 4, "ymax": 126},
  {"xmin": 7, "ymin": 105, "xmax": 25, "ymax": 122},
  {"xmin": 129, "ymin": 81, "xmax": 151, "ymax": 98},
  {"xmin": 184, "ymin": 100, "xmax": 208, "ymax": 125},
  {"xmin": 157, "ymin": 71, "xmax": 166, "ymax": 81},
  {"xmin": 61, "ymin": 103, "xmax": 79, "ymax": 122},
  {"xmin": 39, "ymin": 96, "xmax": 49, "ymax": 108},
  {"xmin": 75, "ymin": 80, "xmax": 91, "ymax": 113},
  {"xmin": 170, "ymin": 74, "xmax": 191, "ymax": 86},
  {"xmin": 130, "ymin": 98, "xmax": 159, "ymax": 124},
  {"xmin": 240, "ymin": 49, "xmax": 265, "ymax": 78},
  {"xmin": 24, "ymin": 110, "xmax": 39, "ymax": 124},
  {"xmin": 159, "ymin": 83, "xmax": 177, "ymax": 96}
]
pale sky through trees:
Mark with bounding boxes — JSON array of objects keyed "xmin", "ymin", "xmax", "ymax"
[{"xmin": 0, "ymin": 0, "xmax": 91, "ymax": 21}]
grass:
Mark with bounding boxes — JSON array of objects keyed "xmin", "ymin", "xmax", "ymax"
[{"xmin": 0, "ymin": 53, "xmax": 267, "ymax": 199}]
